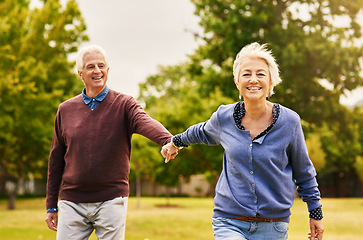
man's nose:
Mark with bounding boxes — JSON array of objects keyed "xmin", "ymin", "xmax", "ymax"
[{"xmin": 94, "ymin": 65, "xmax": 101, "ymax": 73}]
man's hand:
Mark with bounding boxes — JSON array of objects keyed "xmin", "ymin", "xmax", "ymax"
[
  {"xmin": 161, "ymin": 142, "xmax": 179, "ymax": 163},
  {"xmin": 45, "ymin": 212, "xmax": 58, "ymax": 231},
  {"xmin": 308, "ymin": 219, "xmax": 324, "ymax": 240}
]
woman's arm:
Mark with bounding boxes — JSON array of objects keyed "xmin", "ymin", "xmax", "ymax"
[{"xmin": 161, "ymin": 107, "xmax": 222, "ymax": 162}]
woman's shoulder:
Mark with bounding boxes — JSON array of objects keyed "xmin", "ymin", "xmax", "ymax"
[
  {"xmin": 217, "ymin": 102, "xmax": 239, "ymax": 111},
  {"xmin": 214, "ymin": 102, "xmax": 239, "ymax": 116},
  {"xmin": 276, "ymin": 103, "xmax": 301, "ymax": 122}
]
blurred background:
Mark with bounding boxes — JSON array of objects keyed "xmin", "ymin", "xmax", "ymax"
[{"xmin": 1, "ymin": 0, "xmax": 363, "ymax": 215}]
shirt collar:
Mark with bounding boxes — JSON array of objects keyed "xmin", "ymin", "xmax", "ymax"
[
  {"xmin": 233, "ymin": 101, "xmax": 280, "ymax": 142},
  {"xmin": 82, "ymin": 86, "xmax": 109, "ymax": 105}
]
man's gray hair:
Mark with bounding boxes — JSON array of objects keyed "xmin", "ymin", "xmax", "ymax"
[{"xmin": 75, "ymin": 45, "xmax": 109, "ymax": 72}]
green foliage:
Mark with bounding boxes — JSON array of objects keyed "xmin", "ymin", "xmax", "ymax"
[
  {"xmin": 319, "ymin": 120, "xmax": 361, "ymax": 174},
  {"xmin": 0, "ymin": 0, "xmax": 88, "ymax": 206},
  {"xmin": 352, "ymin": 106, "xmax": 363, "ymax": 181},
  {"xmin": 191, "ymin": 0, "xmax": 363, "ymax": 124},
  {"xmin": 139, "ymin": 63, "xmax": 233, "ymax": 187},
  {"xmin": 355, "ymin": 156, "xmax": 363, "ymax": 182},
  {"xmin": 137, "ymin": 0, "xmax": 363, "ymax": 194},
  {"xmin": 130, "ymin": 134, "xmax": 163, "ymax": 184},
  {"xmin": 305, "ymin": 133, "xmax": 326, "ymax": 173}
]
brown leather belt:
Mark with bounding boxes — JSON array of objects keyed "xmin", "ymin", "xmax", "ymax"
[{"xmin": 234, "ymin": 216, "xmax": 282, "ymax": 222}]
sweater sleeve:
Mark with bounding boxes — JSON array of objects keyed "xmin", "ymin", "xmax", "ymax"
[
  {"xmin": 127, "ymin": 97, "xmax": 172, "ymax": 146},
  {"xmin": 46, "ymin": 108, "xmax": 66, "ymax": 209}
]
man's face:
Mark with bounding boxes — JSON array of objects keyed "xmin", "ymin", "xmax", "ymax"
[{"xmin": 78, "ymin": 52, "xmax": 109, "ymax": 97}]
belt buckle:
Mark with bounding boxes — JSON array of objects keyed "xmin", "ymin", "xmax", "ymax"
[{"xmin": 246, "ymin": 217, "xmax": 254, "ymax": 222}]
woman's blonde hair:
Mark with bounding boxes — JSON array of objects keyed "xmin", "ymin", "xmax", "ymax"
[{"xmin": 233, "ymin": 42, "xmax": 282, "ymax": 97}]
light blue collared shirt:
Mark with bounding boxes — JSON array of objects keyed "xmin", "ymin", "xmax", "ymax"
[{"xmin": 82, "ymin": 86, "xmax": 109, "ymax": 110}]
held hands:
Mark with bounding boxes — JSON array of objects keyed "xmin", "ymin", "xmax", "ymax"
[
  {"xmin": 161, "ymin": 141, "xmax": 179, "ymax": 163},
  {"xmin": 308, "ymin": 219, "xmax": 324, "ymax": 240}
]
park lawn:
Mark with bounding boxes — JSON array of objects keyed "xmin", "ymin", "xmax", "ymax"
[{"xmin": 0, "ymin": 197, "xmax": 362, "ymax": 240}]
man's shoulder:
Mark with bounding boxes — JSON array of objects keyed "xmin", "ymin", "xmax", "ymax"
[
  {"xmin": 107, "ymin": 89, "xmax": 140, "ymax": 107},
  {"xmin": 59, "ymin": 94, "xmax": 83, "ymax": 108},
  {"xmin": 107, "ymin": 89, "xmax": 134, "ymax": 100}
]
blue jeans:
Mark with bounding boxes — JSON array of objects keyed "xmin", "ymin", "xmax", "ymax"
[{"xmin": 212, "ymin": 217, "xmax": 289, "ymax": 240}]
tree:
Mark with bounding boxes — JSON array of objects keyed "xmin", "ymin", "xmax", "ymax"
[
  {"xmin": 139, "ymin": 63, "xmax": 232, "ymax": 195},
  {"xmin": 0, "ymin": 0, "xmax": 88, "ymax": 209},
  {"xmin": 352, "ymin": 105, "xmax": 363, "ymax": 184},
  {"xmin": 139, "ymin": 0, "xmax": 363, "ymax": 196},
  {"xmin": 305, "ymin": 132, "xmax": 326, "ymax": 173},
  {"xmin": 190, "ymin": 0, "xmax": 363, "ymax": 123},
  {"xmin": 130, "ymin": 134, "xmax": 162, "ymax": 208},
  {"xmin": 319, "ymin": 120, "xmax": 361, "ymax": 196}
]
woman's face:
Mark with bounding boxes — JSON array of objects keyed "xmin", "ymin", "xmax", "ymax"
[{"xmin": 235, "ymin": 57, "xmax": 271, "ymax": 101}]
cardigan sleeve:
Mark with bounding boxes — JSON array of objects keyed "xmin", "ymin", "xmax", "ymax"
[
  {"xmin": 178, "ymin": 107, "xmax": 221, "ymax": 146},
  {"xmin": 289, "ymin": 120, "xmax": 322, "ymax": 211}
]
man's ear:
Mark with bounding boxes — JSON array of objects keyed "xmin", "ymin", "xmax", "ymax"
[{"xmin": 78, "ymin": 71, "xmax": 82, "ymax": 78}]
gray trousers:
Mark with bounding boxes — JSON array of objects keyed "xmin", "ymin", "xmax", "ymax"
[{"xmin": 57, "ymin": 197, "xmax": 128, "ymax": 240}]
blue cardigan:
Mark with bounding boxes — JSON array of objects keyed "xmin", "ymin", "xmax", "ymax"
[{"xmin": 178, "ymin": 103, "xmax": 321, "ymax": 222}]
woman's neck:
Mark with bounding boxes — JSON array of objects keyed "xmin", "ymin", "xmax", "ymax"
[{"xmin": 244, "ymin": 99, "xmax": 272, "ymax": 119}]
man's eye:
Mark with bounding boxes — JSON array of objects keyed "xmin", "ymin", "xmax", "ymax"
[
  {"xmin": 242, "ymin": 73, "xmax": 251, "ymax": 77},
  {"xmin": 258, "ymin": 73, "xmax": 265, "ymax": 76}
]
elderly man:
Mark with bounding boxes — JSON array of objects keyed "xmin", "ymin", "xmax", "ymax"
[{"xmin": 45, "ymin": 45, "xmax": 173, "ymax": 240}]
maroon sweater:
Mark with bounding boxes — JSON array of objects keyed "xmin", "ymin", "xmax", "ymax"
[{"xmin": 46, "ymin": 90, "xmax": 172, "ymax": 209}]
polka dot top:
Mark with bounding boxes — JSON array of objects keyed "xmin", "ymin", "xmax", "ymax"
[{"xmin": 233, "ymin": 101, "xmax": 279, "ymax": 140}]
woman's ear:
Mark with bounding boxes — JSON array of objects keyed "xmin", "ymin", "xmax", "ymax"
[
  {"xmin": 235, "ymin": 78, "xmax": 242, "ymax": 100},
  {"xmin": 234, "ymin": 77, "xmax": 239, "ymax": 88},
  {"xmin": 267, "ymin": 81, "xmax": 273, "ymax": 97}
]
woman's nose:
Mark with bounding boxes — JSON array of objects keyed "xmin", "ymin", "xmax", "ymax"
[{"xmin": 249, "ymin": 74, "xmax": 258, "ymax": 83}]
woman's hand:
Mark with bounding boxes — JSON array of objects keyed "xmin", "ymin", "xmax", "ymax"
[
  {"xmin": 161, "ymin": 142, "xmax": 179, "ymax": 163},
  {"xmin": 308, "ymin": 219, "xmax": 324, "ymax": 240}
]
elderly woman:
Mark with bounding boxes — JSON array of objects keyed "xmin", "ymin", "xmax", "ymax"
[{"xmin": 161, "ymin": 42, "xmax": 324, "ymax": 240}]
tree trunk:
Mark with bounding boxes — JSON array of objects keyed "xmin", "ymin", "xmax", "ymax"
[{"xmin": 7, "ymin": 179, "xmax": 20, "ymax": 210}]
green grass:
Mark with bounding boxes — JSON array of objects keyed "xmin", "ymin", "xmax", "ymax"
[{"xmin": 0, "ymin": 197, "xmax": 362, "ymax": 239}]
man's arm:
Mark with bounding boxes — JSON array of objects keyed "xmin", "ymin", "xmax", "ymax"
[
  {"xmin": 45, "ymin": 109, "xmax": 66, "ymax": 229},
  {"xmin": 128, "ymin": 97, "xmax": 172, "ymax": 146}
]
